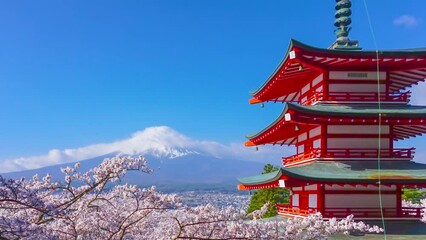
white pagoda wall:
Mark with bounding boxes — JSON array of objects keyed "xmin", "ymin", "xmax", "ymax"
[
  {"xmin": 328, "ymin": 71, "xmax": 387, "ymax": 94},
  {"xmin": 327, "ymin": 138, "xmax": 389, "ymax": 149},
  {"xmin": 295, "ymin": 125, "xmax": 394, "ymax": 155},
  {"xmin": 309, "ymin": 194, "xmax": 318, "ymax": 208},
  {"xmin": 325, "ymin": 194, "xmax": 396, "ymax": 208},
  {"xmin": 291, "ymin": 193, "xmax": 318, "ymax": 209},
  {"xmin": 296, "ymin": 126, "xmax": 322, "ymax": 154},
  {"xmin": 292, "ymin": 194, "xmax": 299, "ymax": 207},
  {"xmin": 324, "ymin": 184, "xmax": 397, "ymax": 214},
  {"xmin": 327, "ymin": 125, "xmax": 389, "ymax": 135},
  {"xmin": 325, "ymin": 184, "xmax": 396, "ymax": 191},
  {"xmin": 288, "ymin": 184, "xmax": 401, "ymax": 218},
  {"xmin": 300, "ymin": 73, "xmax": 323, "ymax": 104},
  {"xmin": 329, "ymin": 71, "xmax": 387, "ymax": 80},
  {"xmin": 326, "ymin": 125, "xmax": 391, "ymax": 150},
  {"xmin": 328, "ymin": 83, "xmax": 386, "ymax": 93},
  {"xmin": 291, "ymin": 184, "xmax": 319, "ymax": 210}
]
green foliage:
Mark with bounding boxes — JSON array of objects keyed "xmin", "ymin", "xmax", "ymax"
[
  {"xmin": 247, "ymin": 164, "xmax": 289, "ymax": 218},
  {"xmin": 262, "ymin": 164, "xmax": 279, "ymax": 174},
  {"xmin": 402, "ymin": 188, "xmax": 426, "ymax": 204}
]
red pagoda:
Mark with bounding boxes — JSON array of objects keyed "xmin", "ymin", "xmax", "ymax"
[{"xmin": 238, "ymin": 0, "xmax": 426, "ymax": 220}]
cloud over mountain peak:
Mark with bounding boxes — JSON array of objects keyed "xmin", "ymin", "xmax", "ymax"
[
  {"xmin": 0, "ymin": 126, "xmax": 287, "ymax": 173},
  {"xmin": 107, "ymin": 126, "xmax": 201, "ymax": 158}
]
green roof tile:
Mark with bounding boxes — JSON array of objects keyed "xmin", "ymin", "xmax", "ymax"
[
  {"xmin": 238, "ymin": 161, "xmax": 426, "ymax": 186},
  {"xmin": 247, "ymin": 103, "xmax": 426, "ymax": 139},
  {"xmin": 237, "ymin": 169, "xmax": 282, "ymax": 185},
  {"xmin": 283, "ymin": 161, "xmax": 426, "ymax": 183},
  {"xmin": 290, "ymin": 103, "xmax": 426, "ymax": 117}
]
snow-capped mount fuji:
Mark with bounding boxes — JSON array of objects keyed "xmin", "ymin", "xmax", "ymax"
[
  {"xmin": 106, "ymin": 126, "xmax": 206, "ymax": 159},
  {"xmin": 1, "ymin": 126, "xmax": 280, "ymax": 191}
]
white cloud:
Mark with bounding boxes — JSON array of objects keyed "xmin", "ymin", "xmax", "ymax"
[
  {"xmin": 0, "ymin": 126, "xmax": 288, "ymax": 173},
  {"xmin": 393, "ymin": 15, "xmax": 420, "ymax": 28}
]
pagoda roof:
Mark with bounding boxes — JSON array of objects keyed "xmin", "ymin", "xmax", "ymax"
[
  {"xmin": 237, "ymin": 170, "xmax": 282, "ymax": 186},
  {"xmin": 290, "ymin": 103, "xmax": 426, "ymax": 118},
  {"xmin": 246, "ymin": 103, "xmax": 426, "ymax": 146},
  {"xmin": 238, "ymin": 161, "xmax": 426, "ymax": 189},
  {"xmin": 283, "ymin": 161, "xmax": 426, "ymax": 183},
  {"xmin": 250, "ymin": 39, "xmax": 426, "ymax": 104}
]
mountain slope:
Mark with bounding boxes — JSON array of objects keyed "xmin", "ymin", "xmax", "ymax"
[
  {"xmin": 1, "ymin": 126, "xmax": 280, "ymax": 192},
  {"xmin": 2, "ymin": 152, "xmax": 264, "ymax": 192},
  {"xmin": 1, "ymin": 126, "xmax": 284, "ymax": 174}
]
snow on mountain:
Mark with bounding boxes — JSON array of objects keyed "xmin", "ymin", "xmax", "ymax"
[
  {"xmin": 0, "ymin": 126, "xmax": 286, "ymax": 173},
  {"xmin": 0, "ymin": 126, "xmax": 288, "ymax": 191},
  {"xmin": 2, "ymin": 151, "xmax": 265, "ymax": 192}
]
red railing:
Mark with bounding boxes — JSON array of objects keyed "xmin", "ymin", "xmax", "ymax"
[
  {"xmin": 282, "ymin": 149, "xmax": 321, "ymax": 166},
  {"xmin": 323, "ymin": 207, "xmax": 423, "ymax": 218},
  {"xmin": 276, "ymin": 204, "xmax": 316, "ymax": 217},
  {"xmin": 401, "ymin": 207, "xmax": 424, "ymax": 218},
  {"xmin": 324, "ymin": 208, "xmax": 396, "ymax": 218},
  {"xmin": 324, "ymin": 148, "xmax": 415, "ymax": 159},
  {"xmin": 277, "ymin": 205, "xmax": 423, "ymax": 219},
  {"xmin": 304, "ymin": 91, "xmax": 411, "ymax": 105},
  {"xmin": 282, "ymin": 148, "xmax": 415, "ymax": 166}
]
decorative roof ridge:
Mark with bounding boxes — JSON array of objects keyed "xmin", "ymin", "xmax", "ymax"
[
  {"xmin": 292, "ymin": 39, "xmax": 426, "ymax": 55},
  {"xmin": 330, "ymin": 0, "xmax": 360, "ymax": 50}
]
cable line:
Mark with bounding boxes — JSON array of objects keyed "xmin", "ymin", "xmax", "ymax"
[{"xmin": 363, "ymin": 0, "xmax": 387, "ymax": 238}]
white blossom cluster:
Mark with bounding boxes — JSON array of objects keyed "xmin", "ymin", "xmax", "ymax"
[
  {"xmin": 402, "ymin": 199, "xmax": 422, "ymax": 208},
  {"xmin": 402, "ymin": 199, "xmax": 426, "ymax": 223},
  {"xmin": 1, "ymin": 156, "xmax": 382, "ymax": 239}
]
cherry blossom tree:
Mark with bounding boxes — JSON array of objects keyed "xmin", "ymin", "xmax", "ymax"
[
  {"xmin": 402, "ymin": 199, "xmax": 426, "ymax": 223},
  {"xmin": 1, "ymin": 156, "xmax": 382, "ymax": 239},
  {"xmin": 421, "ymin": 199, "xmax": 426, "ymax": 223}
]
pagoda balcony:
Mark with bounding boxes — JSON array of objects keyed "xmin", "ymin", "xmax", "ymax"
[
  {"xmin": 304, "ymin": 91, "xmax": 411, "ymax": 105},
  {"xmin": 323, "ymin": 207, "xmax": 423, "ymax": 219},
  {"xmin": 282, "ymin": 148, "xmax": 415, "ymax": 167},
  {"xmin": 277, "ymin": 204, "xmax": 424, "ymax": 219},
  {"xmin": 276, "ymin": 204, "xmax": 317, "ymax": 217}
]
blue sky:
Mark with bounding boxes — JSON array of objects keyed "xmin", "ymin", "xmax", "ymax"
[{"xmin": 0, "ymin": 1, "xmax": 426, "ymax": 168}]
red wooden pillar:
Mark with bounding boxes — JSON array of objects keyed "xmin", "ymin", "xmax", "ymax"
[
  {"xmin": 317, "ymin": 184, "xmax": 325, "ymax": 215},
  {"xmin": 385, "ymin": 70, "xmax": 389, "ymax": 99},
  {"xmin": 321, "ymin": 124, "xmax": 327, "ymax": 157},
  {"xmin": 323, "ymin": 70, "xmax": 329, "ymax": 100},
  {"xmin": 396, "ymin": 185, "xmax": 402, "ymax": 217}
]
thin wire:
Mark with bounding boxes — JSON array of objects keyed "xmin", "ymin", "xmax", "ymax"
[{"xmin": 363, "ymin": 0, "xmax": 387, "ymax": 238}]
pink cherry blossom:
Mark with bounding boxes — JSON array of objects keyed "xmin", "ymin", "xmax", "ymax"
[{"xmin": 1, "ymin": 156, "xmax": 383, "ymax": 239}]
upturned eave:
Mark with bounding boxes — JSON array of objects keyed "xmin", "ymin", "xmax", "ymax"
[
  {"xmin": 250, "ymin": 40, "xmax": 426, "ymax": 103},
  {"xmin": 246, "ymin": 103, "xmax": 426, "ymax": 146}
]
